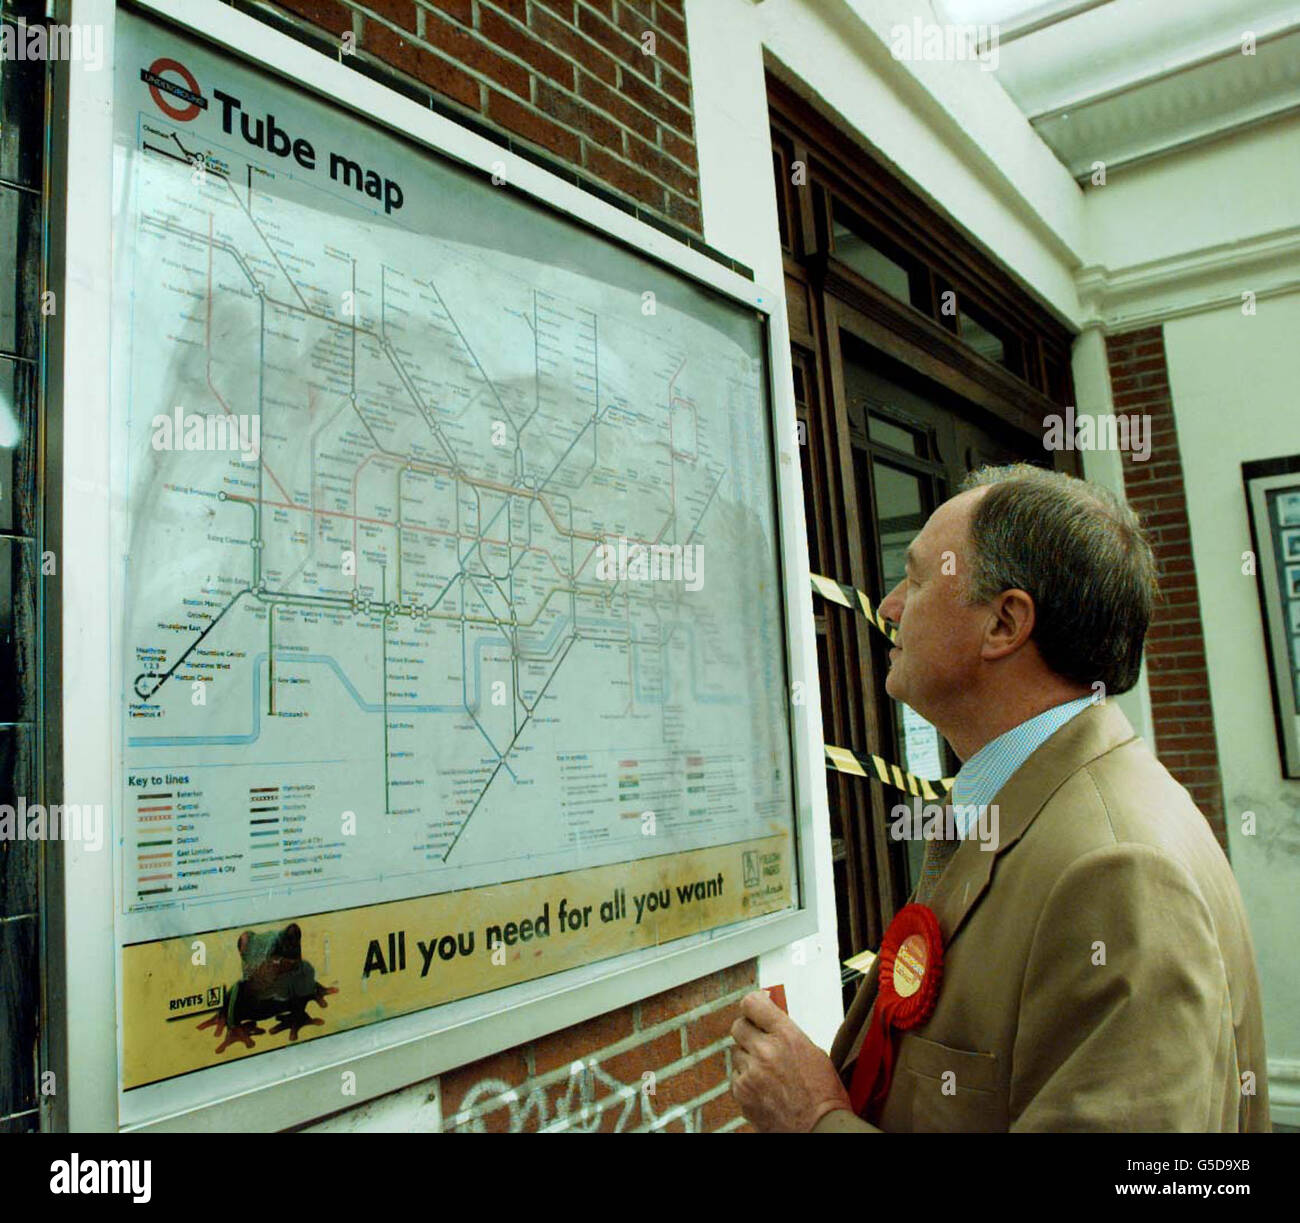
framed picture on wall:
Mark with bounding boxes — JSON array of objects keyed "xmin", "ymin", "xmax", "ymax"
[{"xmin": 1243, "ymin": 457, "xmax": 1300, "ymax": 779}]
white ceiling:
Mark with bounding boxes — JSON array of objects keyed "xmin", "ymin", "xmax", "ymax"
[{"xmin": 934, "ymin": 0, "xmax": 1300, "ymax": 180}]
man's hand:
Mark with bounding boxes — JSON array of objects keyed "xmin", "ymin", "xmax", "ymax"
[{"xmin": 730, "ymin": 990, "xmax": 853, "ymax": 1132}]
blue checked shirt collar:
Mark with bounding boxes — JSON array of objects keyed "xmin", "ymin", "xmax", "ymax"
[{"xmin": 949, "ymin": 695, "xmax": 1097, "ymax": 833}]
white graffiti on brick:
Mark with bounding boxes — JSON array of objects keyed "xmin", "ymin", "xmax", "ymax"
[{"xmin": 450, "ymin": 1060, "xmax": 696, "ymax": 1133}]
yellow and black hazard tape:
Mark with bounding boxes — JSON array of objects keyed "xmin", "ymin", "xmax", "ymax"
[
  {"xmin": 824, "ymin": 743, "xmax": 954, "ymax": 799},
  {"xmin": 809, "ymin": 573, "xmax": 954, "ymax": 796},
  {"xmin": 809, "ymin": 573, "xmax": 896, "ymax": 643}
]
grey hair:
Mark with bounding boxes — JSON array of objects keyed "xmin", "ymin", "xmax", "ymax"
[{"xmin": 957, "ymin": 463, "xmax": 1158, "ymax": 694}]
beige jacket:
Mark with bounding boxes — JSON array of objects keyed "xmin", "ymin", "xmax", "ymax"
[{"xmin": 815, "ymin": 701, "xmax": 1270, "ymax": 1132}]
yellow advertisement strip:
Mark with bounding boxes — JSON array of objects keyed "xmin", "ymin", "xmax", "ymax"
[
  {"xmin": 824, "ymin": 744, "xmax": 954, "ymax": 799},
  {"xmin": 810, "ymin": 572, "xmax": 897, "ymax": 643},
  {"xmin": 121, "ymin": 835, "xmax": 791, "ymax": 1090}
]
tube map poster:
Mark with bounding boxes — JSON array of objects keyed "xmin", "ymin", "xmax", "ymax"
[{"xmin": 111, "ymin": 12, "xmax": 795, "ymax": 1096}]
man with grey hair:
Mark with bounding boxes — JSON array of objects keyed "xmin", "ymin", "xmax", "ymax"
[{"xmin": 730, "ymin": 463, "xmax": 1269, "ymax": 1132}]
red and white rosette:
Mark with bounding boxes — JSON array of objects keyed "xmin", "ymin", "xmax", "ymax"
[{"xmin": 848, "ymin": 903, "xmax": 944, "ymax": 1122}]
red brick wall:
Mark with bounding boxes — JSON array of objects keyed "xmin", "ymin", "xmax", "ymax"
[
  {"xmin": 433, "ymin": 959, "xmax": 756, "ymax": 1131},
  {"xmin": 250, "ymin": 0, "xmax": 701, "ymax": 232},
  {"xmin": 1106, "ymin": 326, "xmax": 1228, "ymax": 852}
]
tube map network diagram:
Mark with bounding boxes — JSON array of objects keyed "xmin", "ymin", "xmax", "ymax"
[{"xmin": 113, "ymin": 37, "xmax": 794, "ymax": 944}]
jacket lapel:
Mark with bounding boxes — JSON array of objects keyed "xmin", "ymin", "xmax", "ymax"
[{"xmin": 831, "ymin": 955, "xmax": 880, "ymax": 1071}]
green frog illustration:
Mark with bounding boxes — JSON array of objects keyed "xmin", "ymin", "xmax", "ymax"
[{"xmin": 197, "ymin": 922, "xmax": 338, "ymax": 1053}]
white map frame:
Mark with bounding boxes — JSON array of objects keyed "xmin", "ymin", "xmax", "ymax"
[{"xmin": 55, "ymin": 0, "xmax": 821, "ymax": 1132}]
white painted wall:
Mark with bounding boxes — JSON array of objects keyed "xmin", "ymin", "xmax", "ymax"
[
  {"xmin": 1077, "ymin": 113, "xmax": 1300, "ymax": 335},
  {"xmin": 1163, "ymin": 297, "xmax": 1300, "ymax": 1126},
  {"xmin": 1085, "ymin": 112, "xmax": 1300, "ymax": 273}
]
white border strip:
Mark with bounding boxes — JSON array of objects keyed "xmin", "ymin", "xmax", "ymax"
[{"xmin": 63, "ymin": 0, "xmax": 121, "ymax": 1134}]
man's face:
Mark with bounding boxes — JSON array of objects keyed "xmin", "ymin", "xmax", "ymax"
[{"xmin": 876, "ymin": 489, "xmax": 991, "ymax": 725}]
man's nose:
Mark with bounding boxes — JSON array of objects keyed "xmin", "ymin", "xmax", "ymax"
[{"xmin": 877, "ymin": 578, "xmax": 905, "ymax": 625}]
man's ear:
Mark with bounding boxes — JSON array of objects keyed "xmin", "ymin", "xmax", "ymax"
[{"xmin": 981, "ymin": 588, "xmax": 1035, "ymax": 661}]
